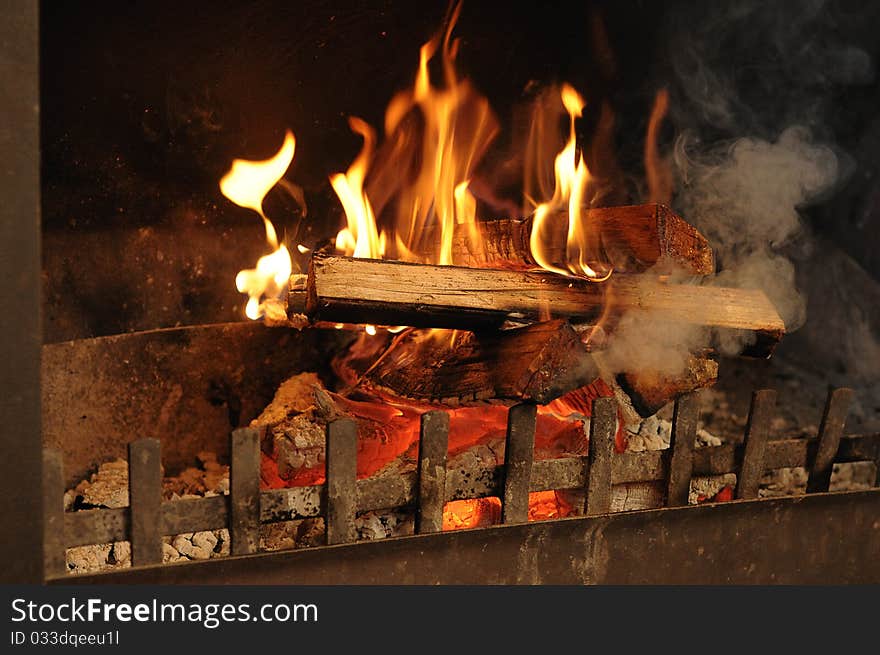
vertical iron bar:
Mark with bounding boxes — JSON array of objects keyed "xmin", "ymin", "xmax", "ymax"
[
  {"xmin": 325, "ymin": 418, "xmax": 358, "ymax": 545},
  {"xmin": 666, "ymin": 393, "xmax": 699, "ymax": 507},
  {"xmin": 0, "ymin": 0, "xmax": 41, "ymax": 584},
  {"xmin": 735, "ymin": 390, "xmax": 776, "ymax": 500},
  {"xmin": 416, "ymin": 411, "xmax": 449, "ymax": 534},
  {"xmin": 806, "ymin": 388, "xmax": 854, "ymax": 493},
  {"xmin": 585, "ymin": 397, "xmax": 616, "ymax": 516},
  {"xmin": 128, "ymin": 438, "xmax": 163, "ymax": 566},
  {"xmin": 41, "ymin": 449, "xmax": 66, "ymax": 578},
  {"xmin": 230, "ymin": 427, "xmax": 261, "ymax": 555},
  {"xmin": 502, "ymin": 403, "xmax": 537, "ymax": 524}
]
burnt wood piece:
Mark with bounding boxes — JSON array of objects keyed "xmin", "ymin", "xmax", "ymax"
[
  {"xmin": 230, "ymin": 428, "xmax": 261, "ymax": 555},
  {"xmin": 735, "ymin": 390, "xmax": 776, "ymax": 500},
  {"xmin": 325, "ymin": 418, "xmax": 358, "ymax": 545},
  {"xmin": 303, "ymin": 255, "xmax": 785, "ymax": 356},
  {"xmin": 501, "ymin": 403, "xmax": 538, "ymax": 524},
  {"xmin": 127, "ymin": 438, "xmax": 163, "ymax": 566},
  {"xmin": 414, "ymin": 203, "xmax": 715, "ymax": 276},
  {"xmin": 364, "ymin": 320, "xmax": 598, "ymax": 405},
  {"xmin": 617, "ymin": 356, "xmax": 718, "ymax": 418},
  {"xmin": 666, "ymin": 394, "xmax": 699, "ymax": 507},
  {"xmin": 585, "ymin": 397, "xmax": 616, "ymax": 515},
  {"xmin": 42, "ymin": 449, "xmax": 66, "ymax": 578},
  {"xmin": 416, "ymin": 411, "xmax": 449, "ymax": 534},
  {"xmin": 806, "ymin": 388, "xmax": 854, "ymax": 493}
]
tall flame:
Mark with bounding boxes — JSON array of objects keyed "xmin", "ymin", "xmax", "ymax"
[
  {"xmin": 529, "ymin": 85, "xmax": 611, "ymax": 281},
  {"xmin": 220, "ymin": 131, "xmax": 296, "ymax": 319},
  {"xmin": 330, "ymin": 1, "xmax": 497, "ymax": 267},
  {"xmin": 331, "ymin": 118, "xmax": 385, "ymax": 259}
]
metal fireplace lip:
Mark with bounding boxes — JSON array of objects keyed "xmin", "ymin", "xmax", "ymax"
[
  {"xmin": 54, "ymin": 489, "xmax": 880, "ymax": 585},
  {"xmin": 4, "ymin": 0, "xmax": 880, "ymax": 586}
]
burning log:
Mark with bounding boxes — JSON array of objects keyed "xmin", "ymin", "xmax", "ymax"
[
  {"xmin": 302, "ymin": 254, "xmax": 785, "ymax": 356},
  {"xmin": 363, "ymin": 320, "xmax": 598, "ymax": 405},
  {"xmin": 413, "ymin": 203, "xmax": 714, "ymax": 276},
  {"xmin": 617, "ymin": 355, "xmax": 719, "ymax": 418}
]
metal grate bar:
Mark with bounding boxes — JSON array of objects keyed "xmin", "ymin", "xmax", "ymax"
[
  {"xmin": 502, "ymin": 403, "xmax": 538, "ymax": 524},
  {"xmin": 416, "ymin": 411, "xmax": 449, "ymax": 534},
  {"xmin": 735, "ymin": 390, "xmax": 776, "ymax": 500},
  {"xmin": 230, "ymin": 427, "xmax": 261, "ymax": 555},
  {"xmin": 325, "ymin": 418, "xmax": 358, "ymax": 545},
  {"xmin": 806, "ymin": 388, "xmax": 854, "ymax": 493},
  {"xmin": 666, "ymin": 393, "xmax": 699, "ymax": 507},
  {"xmin": 127, "ymin": 438, "xmax": 163, "ymax": 566},
  {"xmin": 585, "ymin": 397, "xmax": 616, "ymax": 515}
]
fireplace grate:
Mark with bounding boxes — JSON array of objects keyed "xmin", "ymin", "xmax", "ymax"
[{"xmin": 43, "ymin": 386, "xmax": 880, "ymax": 579}]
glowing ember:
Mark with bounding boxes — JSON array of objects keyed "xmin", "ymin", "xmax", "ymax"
[{"xmin": 220, "ymin": 130, "xmax": 296, "ymax": 319}]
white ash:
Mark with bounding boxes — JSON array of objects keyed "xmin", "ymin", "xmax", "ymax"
[
  {"xmin": 759, "ymin": 461, "xmax": 878, "ymax": 498},
  {"xmin": 251, "ymin": 373, "xmax": 341, "ymax": 483},
  {"xmin": 355, "ymin": 509, "xmax": 415, "ymax": 540},
  {"xmin": 829, "ymin": 461, "xmax": 877, "ymax": 492},
  {"xmin": 261, "ymin": 518, "xmax": 326, "ymax": 552},
  {"xmin": 64, "ymin": 452, "xmax": 232, "ymax": 575},
  {"xmin": 689, "ymin": 474, "xmax": 737, "ymax": 504},
  {"xmin": 69, "ymin": 459, "xmax": 130, "ymax": 509},
  {"xmin": 168, "ymin": 531, "xmax": 225, "ymax": 561},
  {"xmin": 759, "ymin": 467, "xmax": 808, "ymax": 498},
  {"xmin": 625, "ymin": 414, "xmax": 722, "ymax": 452}
]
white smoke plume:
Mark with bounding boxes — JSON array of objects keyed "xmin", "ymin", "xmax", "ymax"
[{"xmin": 602, "ymin": 0, "xmax": 873, "ymax": 372}]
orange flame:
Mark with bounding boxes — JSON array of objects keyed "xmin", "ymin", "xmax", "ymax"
[
  {"xmin": 645, "ymin": 88, "xmax": 672, "ymax": 205},
  {"xmin": 221, "ymin": 131, "xmax": 296, "ymax": 320},
  {"xmin": 529, "ymin": 85, "xmax": 611, "ymax": 281},
  {"xmin": 330, "ymin": 1, "xmax": 497, "ymax": 267},
  {"xmin": 331, "ymin": 118, "xmax": 386, "ymax": 259}
]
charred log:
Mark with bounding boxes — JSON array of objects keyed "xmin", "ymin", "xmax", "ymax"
[
  {"xmin": 411, "ymin": 203, "xmax": 714, "ymax": 276},
  {"xmin": 617, "ymin": 355, "xmax": 719, "ymax": 418},
  {"xmin": 363, "ymin": 320, "xmax": 598, "ymax": 405}
]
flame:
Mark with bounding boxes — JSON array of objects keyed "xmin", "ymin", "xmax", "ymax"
[
  {"xmin": 529, "ymin": 85, "xmax": 611, "ymax": 281},
  {"xmin": 220, "ymin": 130, "xmax": 296, "ymax": 319},
  {"xmin": 330, "ymin": 1, "xmax": 497, "ymax": 267},
  {"xmin": 645, "ymin": 88, "xmax": 672, "ymax": 204},
  {"xmin": 331, "ymin": 118, "xmax": 386, "ymax": 259}
]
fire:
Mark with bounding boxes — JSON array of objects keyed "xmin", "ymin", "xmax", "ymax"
[
  {"xmin": 331, "ymin": 118, "xmax": 385, "ymax": 259},
  {"xmin": 220, "ymin": 130, "xmax": 296, "ymax": 319},
  {"xmin": 645, "ymin": 88, "xmax": 672, "ymax": 205},
  {"xmin": 529, "ymin": 85, "xmax": 612, "ymax": 281},
  {"xmin": 329, "ymin": 1, "xmax": 497, "ymax": 267}
]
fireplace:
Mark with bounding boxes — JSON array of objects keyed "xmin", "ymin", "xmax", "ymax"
[{"xmin": 3, "ymin": 0, "xmax": 880, "ymax": 584}]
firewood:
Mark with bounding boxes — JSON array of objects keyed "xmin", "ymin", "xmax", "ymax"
[
  {"xmin": 411, "ymin": 203, "xmax": 714, "ymax": 276},
  {"xmin": 303, "ymin": 254, "xmax": 785, "ymax": 356},
  {"xmin": 362, "ymin": 320, "xmax": 598, "ymax": 405},
  {"xmin": 616, "ymin": 355, "xmax": 719, "ymax": 418}
]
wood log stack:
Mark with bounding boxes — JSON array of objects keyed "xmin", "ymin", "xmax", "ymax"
[{"xmin": 281, "ymin": 203, "xmax": 784, "ymax": 418}]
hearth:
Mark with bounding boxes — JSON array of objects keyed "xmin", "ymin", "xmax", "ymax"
[{"xmin": 3, "ymin": 0, "xmax": 880, "ymax": 585}]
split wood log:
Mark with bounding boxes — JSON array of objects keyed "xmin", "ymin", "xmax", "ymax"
[
  {"xmin": 364, "ymin": 320, "xmax": 597, "ymax": 405},
  {"xmin": 617, "ymin": 355, "xmax": 719, "ymax": 418},
  {"xmin": 303, "ymin": 254, "xmax": 785, "ymax": 356},
  {"xmin": 412, "ymin": 203, "xmax": 714, "ymax": 276}
]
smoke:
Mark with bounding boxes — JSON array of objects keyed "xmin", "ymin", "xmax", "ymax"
[
  {"xmin": 674, "ymin": 126, "xmax": 839, "ymax": 334},
  {"xmin": 601, "ymin": 0, "xmax": 873, "ymax": 371}
]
